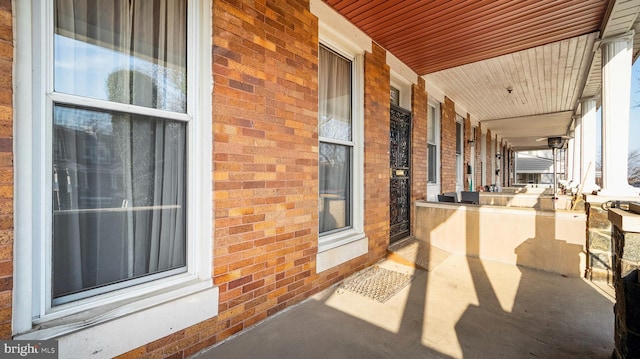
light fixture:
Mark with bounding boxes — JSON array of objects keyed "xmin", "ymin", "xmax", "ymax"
[
  {"xmin": 467, "ymin": 139, "xmax": 475, "ymax": 146},
  {"xmin": 506, "ymin": 86, "xmax": 513, "ymax": 94},
  {"xmin": 496, "ymin": 152, "xmax": 501, "ymax": 160},
  {"xmin": 544, "ymin": 136, "xmax": 570, "ymax": 200},
  {"xmin": 547, "ymin": 136, "xmax": 566, "ymax": 149}
]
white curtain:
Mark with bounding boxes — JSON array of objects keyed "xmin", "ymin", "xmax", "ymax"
[
  {"xmin": 54, "ymin": 0, "xmax": 186, "ymax": 112},
  {"xmin": 318, "ymin": 46, "xmax": 352, "ymax": 233},
  {"xmin": 318, "ymin": 46, "xmax": 352, "ymax": 141},
  {"xmin": 52, "ymin": 0, "xmax": 187, "ymax": 301}
]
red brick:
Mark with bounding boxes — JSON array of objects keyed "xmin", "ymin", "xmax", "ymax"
[{"xmin": 228, "ymin": 275, "xmax": 253, "ymax": 290}]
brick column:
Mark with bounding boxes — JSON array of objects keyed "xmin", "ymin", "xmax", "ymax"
[
  {"xmin": 440, "ymin": 97, "xmax": 456, "ymax": 193},
  {"xmin": 363, "ymin": 43, "xmax": 391, "ymax": 260},
  {"xmin": 464, "ymin": 115, "xmax": 472, "ymax": 191},
  {"xmin": 411, "ymin": 78, "xmax": 428, "ymax": 234},
  {"xmin": 212, "ymin": 0, "xmax": 320, "ymax": 342},
  {"xmin": 0, "ymin": 0, "xmax": 11, "ymax": 340}
]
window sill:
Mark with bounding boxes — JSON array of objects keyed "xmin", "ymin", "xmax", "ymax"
[
  {"xmin": 317, "ymin": 231, "xmax": 368, "ymax": 272},
  {"xmin": 16, "ymin": 280, "xmax": 218, "ymax": 358}
]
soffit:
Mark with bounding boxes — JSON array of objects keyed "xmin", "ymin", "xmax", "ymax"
[
  {"xmin": 423, "ymin": 33, "xmax": 598, "ymax": 150},
  {"xmin": 323, "ymin": 0, "xmax": 640, "ymax": 151},
  {"xmin": 323, "ymin": 0, "xmax": 608, "ymax": 74},
  {"xmin": 480, "ymin": 112, "xmax": 574, "ymax": 151},
  {"xmin": 424, "ymin": 33, "xmax": 598, "ymax": 121}
]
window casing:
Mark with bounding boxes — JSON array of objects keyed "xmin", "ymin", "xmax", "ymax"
[
  {"xmin": 456, "ymin": 119, "xmax": 463, "ymax": 185},
  {"xmin": 51, "ymin": 0, "xmax": 189, "ymax": 306},
  {"xmin": 317, "ymin": 42, "xmax": 364, "ymax": 252},
  {"xmin": 15, "ymin": 0, "xmax": 215, "ymax": 340},
  {"xmin": 427, "ymin": 104, "xmax": 439, "ymax": 183},
  {"xmin": 319, "ymin": 45, "xmax": 352, "ymax": 235}
]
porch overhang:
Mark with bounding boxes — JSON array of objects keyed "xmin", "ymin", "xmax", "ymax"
[{"xmin": 322, "ymin": 0, "xmax": 640, "ymax": 151}]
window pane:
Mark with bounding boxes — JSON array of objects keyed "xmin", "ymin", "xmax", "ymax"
[
  {"xmin": 319, "ymin": 142, "xmax": 351, "ymax": 233},
  {"xmin": 390, "ymin": 87, "xmax": 399, "ymax": 106},
  {"xmin": 428, "ymin": 144, "xmax": 436, "ymax": 183},
  {"xmin": 427, "ymin": 108, "xmax": 436, "ymax": 144},
  {"xmin": 457, "ymin": 154, "xmax": 463, "ymax": 184},
  {"xmin": 52, "ymin": 104, "xmax": 187, "ymax": 300},
  {"xmin": 54, "ymin": 0, "xmax": 187, "ymax": 113},
  {"xmin": 319, "ymin": 46, "xmax": 352, "ymax": 141},
  {"xmin": 456, "ymin": 122, "xmax": 462, "ymax": 154}
]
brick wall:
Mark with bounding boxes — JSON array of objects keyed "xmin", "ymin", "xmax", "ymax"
[
  {"xmin": 486, "ymin": 129, "xmax": 493, "ymax": 186},
  {"xmin": 363, "ymin": 43, "xmax": 391, "ymax": 260},
  {"xmin": 210, "ymin": 0, "xmax": 320, "ymax": 346},
  {"xmin": 463, "ymin": 115, "xmax": 471, "ymax": 191},
  {"xmin": 475, "ymin": 125, "xmax": 482, "ymax": 190},
  {"xmin": 0, "ymin": 0, "xmax": 12, "ymax": 340},
  {"xmin": 411, "ymin": 78, "xmax": 428, "ymax": 234},
  {"xmin": 440, "ymin": 97, "xmax": 456, "ymax": 193},
  {"xmin": 115, "ymin": 2, "xmax": 392, "ymax": 357}
]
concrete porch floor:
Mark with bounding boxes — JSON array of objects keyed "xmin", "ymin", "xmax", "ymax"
[{"xmin": 195, "ymin": 240, "xmax": 615, "ymax": 358}]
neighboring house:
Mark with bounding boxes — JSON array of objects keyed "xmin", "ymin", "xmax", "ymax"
[
  {"xmin": 515, "ymin": 151, "xmax": 563, "ymax": 186},
  {"xmin": 1, "ymin": 1, "xmax": 637, "ymax": 358}
]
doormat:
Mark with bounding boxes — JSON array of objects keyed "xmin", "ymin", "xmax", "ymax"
[{"xmin": 337, "ymin": 266, "xmax": 414, "ymax": 303}]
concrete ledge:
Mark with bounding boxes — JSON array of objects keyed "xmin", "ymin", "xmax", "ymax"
[
  {"xmin": 609, "ymin": 208, "xmax": 640, "ymax": 233},
  {"xmin": 479, "ymin": 193, "xmax": 572, "ymax": 210},
  {"xmin": 415, "ymin": 201, "xmax": 586, "ymax": 276},
  {"xmin": 585, "ymin": 194, "xmax": 640, "ymax": 204}
]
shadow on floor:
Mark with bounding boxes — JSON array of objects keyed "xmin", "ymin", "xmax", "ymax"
[{"xmin": 195, "ymin": 240, "xmax": 614, "ymax": 359}]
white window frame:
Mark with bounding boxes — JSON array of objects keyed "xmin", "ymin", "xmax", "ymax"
[
  {"xmin": 390, "ymin": 72, "xmax": 411, "ymax": 110},
  {"xmin": 14, "ymin": 1, "xmax": 217, "ymax": 356},
  {"xmin": 456, "ymin": 116, "xmax": 464, "ymax": 187},
  {"xmin": 316, "ymin": 35, "xmax": 366, "ymax": 271},
  {"xmin": 426, "ymin": 101, "xmax": 441, "ymax": 201},
  {"xmin": 427, "ymin": 102, "xmax": 440, "ymax": 184},
  {"xmin": 481, "ymin": 132, "xmax": 487, "ymax": 187}
]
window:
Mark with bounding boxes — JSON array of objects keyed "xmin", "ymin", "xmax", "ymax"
[
  {"xmin": 313, "ymin": 10, "xmax": 366, "ymax": 271},
  {"xmin": 15, "ymin": 0, "xmax": 216, "ymax": 348},
  {"xmin": 390, "ymin": 87, "xmax": 400, "ymax": 107},
  {"xmin": 52, "ymin": 0, "xmax": 189, "ymax": 305},
  {"xmin": 317, "ymin": 41, "xmax": 364, "ymax": 256},
  {"xmin": 427, "ymin": 104, "xmax": 439, "ymax": 183},
  {"xmin": 319, "ymin": 45, "xmax": 353, "ymax": 235},
  {"xmin": 456, "ymin": 119, "xmax": 463, "ymax": 185}
]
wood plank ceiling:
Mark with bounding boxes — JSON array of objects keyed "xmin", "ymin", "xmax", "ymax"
[
  {"xmin": 323, "ymin": 0, "xmax": 609, "ymax": 75},
  {"xmin": 323, "ymin": 0, "xmax": 616, "ymax": 150}
]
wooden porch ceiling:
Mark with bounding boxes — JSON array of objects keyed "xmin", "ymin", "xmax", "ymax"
[
  {"xmin": 322, "ymin": 0, "xmax": 629, "ymax": 151},
  {"xmin": 322, "ymin": 0, "xmax": 609, "ymax": 75}
]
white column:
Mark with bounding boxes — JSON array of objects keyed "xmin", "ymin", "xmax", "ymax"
[
  {"xmin": 572, "ymin": 116, "xmax": 582, "ymax": 185},
  {"xmin": 581, "ymin": 98, "xmax": 599, "ymax": 193},
  {"xmin": 600, "ymin": 31, "xmax": 638, "ymax": 195},
  {"xmin": 566, "ymin": 136, "xmax": 575, "ymax": 183}
]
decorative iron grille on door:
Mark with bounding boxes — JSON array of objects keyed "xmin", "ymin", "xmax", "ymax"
[{"xmin": 390, "ymin": 105, "xmax": 412, "ymax": 242}]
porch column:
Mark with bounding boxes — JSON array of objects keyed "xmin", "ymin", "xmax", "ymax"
[
  {"xmin": 571, "ymin": 115, "xmax": 582, "ymax": 186},
  {"xmin": 566, "ymin": 136, "xmax": 574, "ymax": 184},
  {"xmin": 600, "ymin": 31, "xmax": 638, "ymax": 195},
  {"xmin": 580, "ymin": 98, "xmax": 598, "ymax": 193}
]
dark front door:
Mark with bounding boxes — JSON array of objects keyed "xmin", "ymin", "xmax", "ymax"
[{"xmin": 390, "ymin": 105, "xmax": 411, "ymax": 243}]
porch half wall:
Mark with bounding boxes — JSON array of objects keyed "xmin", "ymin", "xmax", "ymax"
[{"xmin": 415, "ymin": 202, "xmax": 587, "ymax": 277}]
